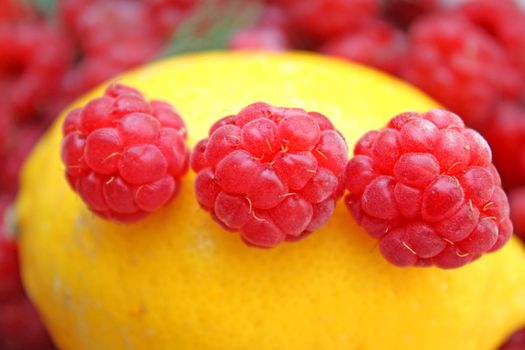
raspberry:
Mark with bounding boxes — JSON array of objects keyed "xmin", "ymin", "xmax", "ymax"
[
  {"xmin": 229, "ymin": 5, "xmax": 292, "ymax": 51},
  {"xmin": 320, "ymin": 20, "xmax": 407, "ymax": 75},
  {"xmin": 60, "ymin": 0, "xmax": 162, "ymax": 67},
  {"xmin": 509, "ymin": 187, "xmax": 525, "ymax": 240},
  {"xmin": 382, "ymin": 0, "xmax": 442, "ymax": 29},
  {"xmin": 61, "ymin": 84, "xmax": 190, "ymax": 223},
  {"xmin": 400, "ymin": 13, "xmax": 524, "ymax": 127},
  {"xmin": 145, "ymin": 0, "xmax": 197, "ymax": 38},
  {"xmin": 58, "ymin": 0, "xmax": 165, "ymax": 105},
  {"xmin": 0, "ymin": 0, "xmax": 33, "ymax": 22},
  {"xmin": 481, "ymin": 102, "xmax": 525, "ymax": 188},
  {"xmin": 59, "ymin": 59, "xmax": 126, "ymax": 106},
  {"xmin": 0, "ymin": 109, "xmax": 12, "ymax": 153},
  {"xmin": 0, "ymin": 297, "xmax": 55, "ymax": 350},
  {"xmin": 345, "ymin": 109, "xmax": 511, "ymax": 268},
  {"xmin": 0, "ymin": 125, "xmax": 43, "ymax": 195},
  {"xmin": 0, "ymin": 200, "xmax": 51, "ymax": 350},
  {"xmin": 0, "ymin": 21, "xmax": 71, "ymax": 122},
  {"xmin": 0, "ymin": 233, "xmax": 23, "ymax": 303},
  {"xmin": 191, "ymin": 102, "xmax": 348, "ymax": 248},
  {"xmin": 229, "ymin": 27, "xmax": 291, "ymax": 51},
  {"xmin": 500, "ymin": 327, "xmax": 525, "ymax": 350},
  {"xmin": 459, "ymin": 0, "xmax": 525, "ymax": 74},
  {"xmin": 280, "ymin": 0, "xmax": 380, "ymax": 41}
]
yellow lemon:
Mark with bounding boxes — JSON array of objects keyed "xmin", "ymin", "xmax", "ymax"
[{"xmin": 17, "ymin": 52, "xmax": 525, "ymax": 350}]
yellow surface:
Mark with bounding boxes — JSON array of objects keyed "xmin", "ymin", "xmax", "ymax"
[{"xmin": 17, "ymin": 52, "xmax": 525, "ymax": 350}]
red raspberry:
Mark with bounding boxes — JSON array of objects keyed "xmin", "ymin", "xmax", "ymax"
[
  {"xmin": 60, "ymin": 0, "xmax": 162, "ymax": 63},
  {"xmin": 345, "ymin": 109, "xmax": 511, "ymax": 269},
  {"xmin": 0, "ymin": 125, "xmax": 43, "ymax": 195},
  {"xmin": 0, "ymin": 198, "xmax": 23, "ymax": 303},
  {"xmin": 249, "ymin": 3, "xmax": 291, "ymax": 29},
  {"xmin": 400, "ymin": 13, "xmax": 524, "ymax": 127},
  {"xmin": 481, "ymin": 102, "xmax": 525, "ymax": 189},
  {"xmin": 459, "ymin": 0, "xmax": 525, "ymax": 74},
  {"xmin": 320, "ymin": 20, "xmax": 407, "ymax": 75},
  {"xmin": 382, "ymin": 0, "xmax": 442, "ymax": 29},
  {"xmin": 280, "ymin": 0, "xmax": 380, "ymax": 41},
  {"xmin": 59, "ymin": 58, "xmax": 127, "ymax": 107},
  {"xmin": 0, "ymin": 297, "xmax": 56, "ymax": 350},
  {"xmin": 509, "ymin": 187, "xmax": 525, "ymax": 240},
  {"xmin": 229, "ymin": 27, "xmax": 291, "ymax": 51},
  {"xmin": 0, "ymin": 21, "xmax": 71, "ymax": 122},
  {"xmin": 58, "ymin": 0, "xmax": 163, "ymax": 103},
  {"xmin": 0, "ymin": 233, "xmax": 23, "ymax": 303},
  {"xmin": 0, "ymin": 109, "xmax": 13, "ymax": 154},
  {"xmin": 145, "ymin": 0, "xmax": 197, "ymax": 38},
  {"xmin": 0, "ymin": 0, "xmax": 33, "ymax": 21},
  {"xmin": 61, "ymin": 84, "xmax": 190, "ymax": 223},
  {"xmin": 229, "ymin": 5, "xmax": 293, "ymax": 51},
  {"xmin": 500, "ymin": 327, "xmax": 525, "ymax": 350},
  {"xmin": 191, "ymin": 102, "xmax": 348, "ymax": 248}
]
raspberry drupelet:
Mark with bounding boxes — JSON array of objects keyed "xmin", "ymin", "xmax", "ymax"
[
  {"xmin": 61, "ymin": 83, "xmax": 190, "ymax": 223},
  {"xmin": 191, "ymin": 102, "xmax": 348, "ymax": 248},
  {"xmin": 345, "ymin": 109, "xmax": 512, "ymax": 269}
]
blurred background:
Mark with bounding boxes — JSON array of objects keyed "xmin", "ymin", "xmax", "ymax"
[{"xmin": 1, "ymin": 0, "xmax": 525, "ymax": 349}]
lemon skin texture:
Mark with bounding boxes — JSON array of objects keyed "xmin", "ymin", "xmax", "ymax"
[{"xmin": 17, "ymin": 52, "xmax": 525, "ymax": 350}]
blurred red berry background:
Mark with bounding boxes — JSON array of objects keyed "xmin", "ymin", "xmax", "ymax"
[{"xmin": 1, "ymin": 0, "xmax": 525, "ymax": 348}]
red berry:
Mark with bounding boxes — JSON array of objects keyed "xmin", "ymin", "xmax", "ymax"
[
  {"xmin": 0, "ymin": 21, "xmax": 71, "ymax": 122},
  {"xmin": 459, "ymin": 0, "xmax": 525, "ymax": 74},
  {"xmin": 481, "ymin": 102, "xmax": 525, "ymax": 188},
  {"xmin": 57, "ymin": 0, "xmax": 170, "ymax": 105},
  {"xmin": 320, "ymin": 20, "xmax": 407, "ymax": 75},
  {"xmin": 229, "ymin": 5, "xmax": 293, "ymax": 51},
  {"xmin": 0, "ymin": 297, "xmax": 56, "ymax": 350},
  {"xmin": 0, "ymin": 233, "xmax": 23, "ymax": 303},
  {"xmin": 500, "ymin": 327, "xmax": 525, "ymax": 350},
  {"xmin": 61, "ymin": 84, "xmax": 190, "ymax": 222},
  {"xmin": 0, "ymin": 0, "xmax": 34, "ymax": 21},
  {"xmin": 144, "ymin": 0, "xmax": 197, "ymax": 38},
  {"xmin": 509, "ymin": 187, "xmax": 525, "ymax": 240},
  {"xmin": 345, "ymin": 109, "xmax": 511, "ymax": 268},
  {"xmin": 281, "ymin": 0, "xmax": 380, "ymax": 41},
  {"xmin": 60, "ymin": 0, "xmax": 162, "ymax": 67},
  {"xmin": 382, "ymin": 0, "xmax": 442, "ymax": 29},
  {"xmin": 191, "ymin": 102, "xmax": 348, "ymax": 248},
  {"xmin": 229, "ymin": 26, "xmax": 291, "ymax": 51},
  {"xmin": 0, "ymin": 109, "xmax": 13, "ymax": 153},
  {"xmin": 59, "ymin": 58, "xmax": 128, "ymax": 106},
  {"xmin": 400, "ymin": 13, "xmax": 524, "ymax": 127},
  {"xmin": 0, "ymin": 125, "xmax": 43, "ymax": 195}
]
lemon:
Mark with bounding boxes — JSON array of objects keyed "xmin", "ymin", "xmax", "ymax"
[{"xmin": 17, "ymin": 52, "xmax": 525, "ymax": 350}]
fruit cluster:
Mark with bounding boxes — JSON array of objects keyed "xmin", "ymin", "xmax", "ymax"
[{"xmin": 61, "ymin": 89, "xmax": 511, "ymax": 270}]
